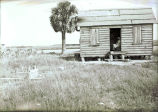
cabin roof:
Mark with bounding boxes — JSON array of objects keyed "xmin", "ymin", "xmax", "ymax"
[{"xmin": 77, "ymin": 8, "xmax": 158, "ymax": 26}]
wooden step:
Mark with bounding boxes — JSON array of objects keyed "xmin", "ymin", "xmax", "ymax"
[
  {"xmin": 110, "ymin": 51, "xmax": 127, "ymax": 55},
  {"xmin": 105, "ymin": 59, "xmax": 131, "ymax": 62}
]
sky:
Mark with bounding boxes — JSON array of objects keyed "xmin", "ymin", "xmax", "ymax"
[{"xmin": 1, "ymin": 0, "xmax": 158, "ymax": 46}]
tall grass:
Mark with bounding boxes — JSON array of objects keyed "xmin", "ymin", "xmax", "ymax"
[{"xmin": 0, "ymin": 54, "xmax": 158, "ymax": 111}]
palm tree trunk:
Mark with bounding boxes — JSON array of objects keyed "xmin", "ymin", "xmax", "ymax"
[{"xmin": 61, "ymin": 31, "xmax": 66, "ymax": 54}]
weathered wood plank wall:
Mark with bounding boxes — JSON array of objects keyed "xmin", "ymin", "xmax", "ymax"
[
  {"xmin": 121, "ymin": 24, "xmax": 153, "ymax": 56},
  {"xmin": 80, "ymin": 26, "xmax": 110, "ymax": 57},
  {"xmin": 80, "ymin": 24, "xmax": 153, "ymax": 57}
]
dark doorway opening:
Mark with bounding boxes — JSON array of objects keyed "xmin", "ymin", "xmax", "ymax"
[{"xmin": 110, "ymin": 28, "xmax": 121, "ymax": 51}]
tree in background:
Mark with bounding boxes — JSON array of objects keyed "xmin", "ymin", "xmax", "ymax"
[{"xmin": 50, "ymin": 1, "xmax": 78, "ymax": 54}]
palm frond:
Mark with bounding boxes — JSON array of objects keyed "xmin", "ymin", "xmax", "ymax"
[{"xmin": 50, "ymin": 1, "xmax": 78, "ymax": 33}]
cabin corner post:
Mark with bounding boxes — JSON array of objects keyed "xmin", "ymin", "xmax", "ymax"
[
  {"xmin": 121, "ymin": 54, "xmax": 125, "ymax": 60},
  {"xmin": 98, "ymin": 58, "xmax": 101, "ymax": 61},
  {"xmin": 81, "ymin": 57, "xmax": 85, "ymax": 62},
  {"xmin": 110, "ymin": 54, "xmax": 113, "ymax": 61}
]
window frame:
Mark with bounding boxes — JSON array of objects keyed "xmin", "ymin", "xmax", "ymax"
[
  {"xmin": 133, "ymin": 25, "xmax": 142, "ymax": 45},
  {"xmin": 90, "ymin": 28, "xmax": 100, "ymax": 46}
]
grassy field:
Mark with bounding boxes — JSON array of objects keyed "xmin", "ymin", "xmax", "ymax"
[{"xmin": 0, "ymin": 54, "xmax": 158, "ymax": 111}]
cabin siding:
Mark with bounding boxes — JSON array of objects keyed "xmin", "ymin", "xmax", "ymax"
[
  {"xmin": 121, "ymin": 24, "xmax": 153, "ymax": 56},
  {"xmin": 80, "ymin": 24, "xmax": 153, "ymax": 58},
  {"xmin": 80, "ymin": 26, "xmax": 110, "ymax": 57}
]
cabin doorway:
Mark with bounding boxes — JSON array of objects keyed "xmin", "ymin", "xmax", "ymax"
[{"xmin": 110, "ymin": 28, "xmax": 121, "ymax": 51}]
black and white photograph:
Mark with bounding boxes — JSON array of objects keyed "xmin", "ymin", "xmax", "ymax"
[{"xmin": 0, "ymin": 0, "xmax": 158, "ymax": 111}]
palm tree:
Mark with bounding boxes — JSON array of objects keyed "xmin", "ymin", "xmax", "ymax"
[{"xmin": 50, "ymin": 1, "xmax": 78, "ymax": 54}]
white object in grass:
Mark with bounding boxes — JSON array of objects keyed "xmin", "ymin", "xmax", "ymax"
[
  {"xmin": 58, "ymin": 66, "xmax": 64, "ymax": 70},
  {"xmin": 36, "ymin": 103, "xmax": 41, "ymax": 106},
  {"xmin": 98, "ymin": 102, "xmax": 105, "ymax": 105},
  {"xmin": 29, "ymin": 66, "xmax": 40, "ymax": 79}
]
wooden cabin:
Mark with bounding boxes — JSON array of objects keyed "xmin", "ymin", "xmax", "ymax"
[{"xmin": 75, "ymin": 8, "xmax": 158, "ymax": 61}]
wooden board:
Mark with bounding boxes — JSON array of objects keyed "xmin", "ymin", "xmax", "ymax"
[
  {"xmin": 78, "ymin": 20, "xmax": 132, "ymax": 26},
  {"xmin": 119, "ymin": 8, "xmax": 153, "ymax": 15},
  {"xmin": 78, "ymin": 14, "xmax": 155, "ymax": 22},
  {"xmin": 78, "ymin": 10, "xmax": 119, "ymax": 17},
  {"xmin": 132, "ymin": 19, "xmax": 158, "ymax": 24}
]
